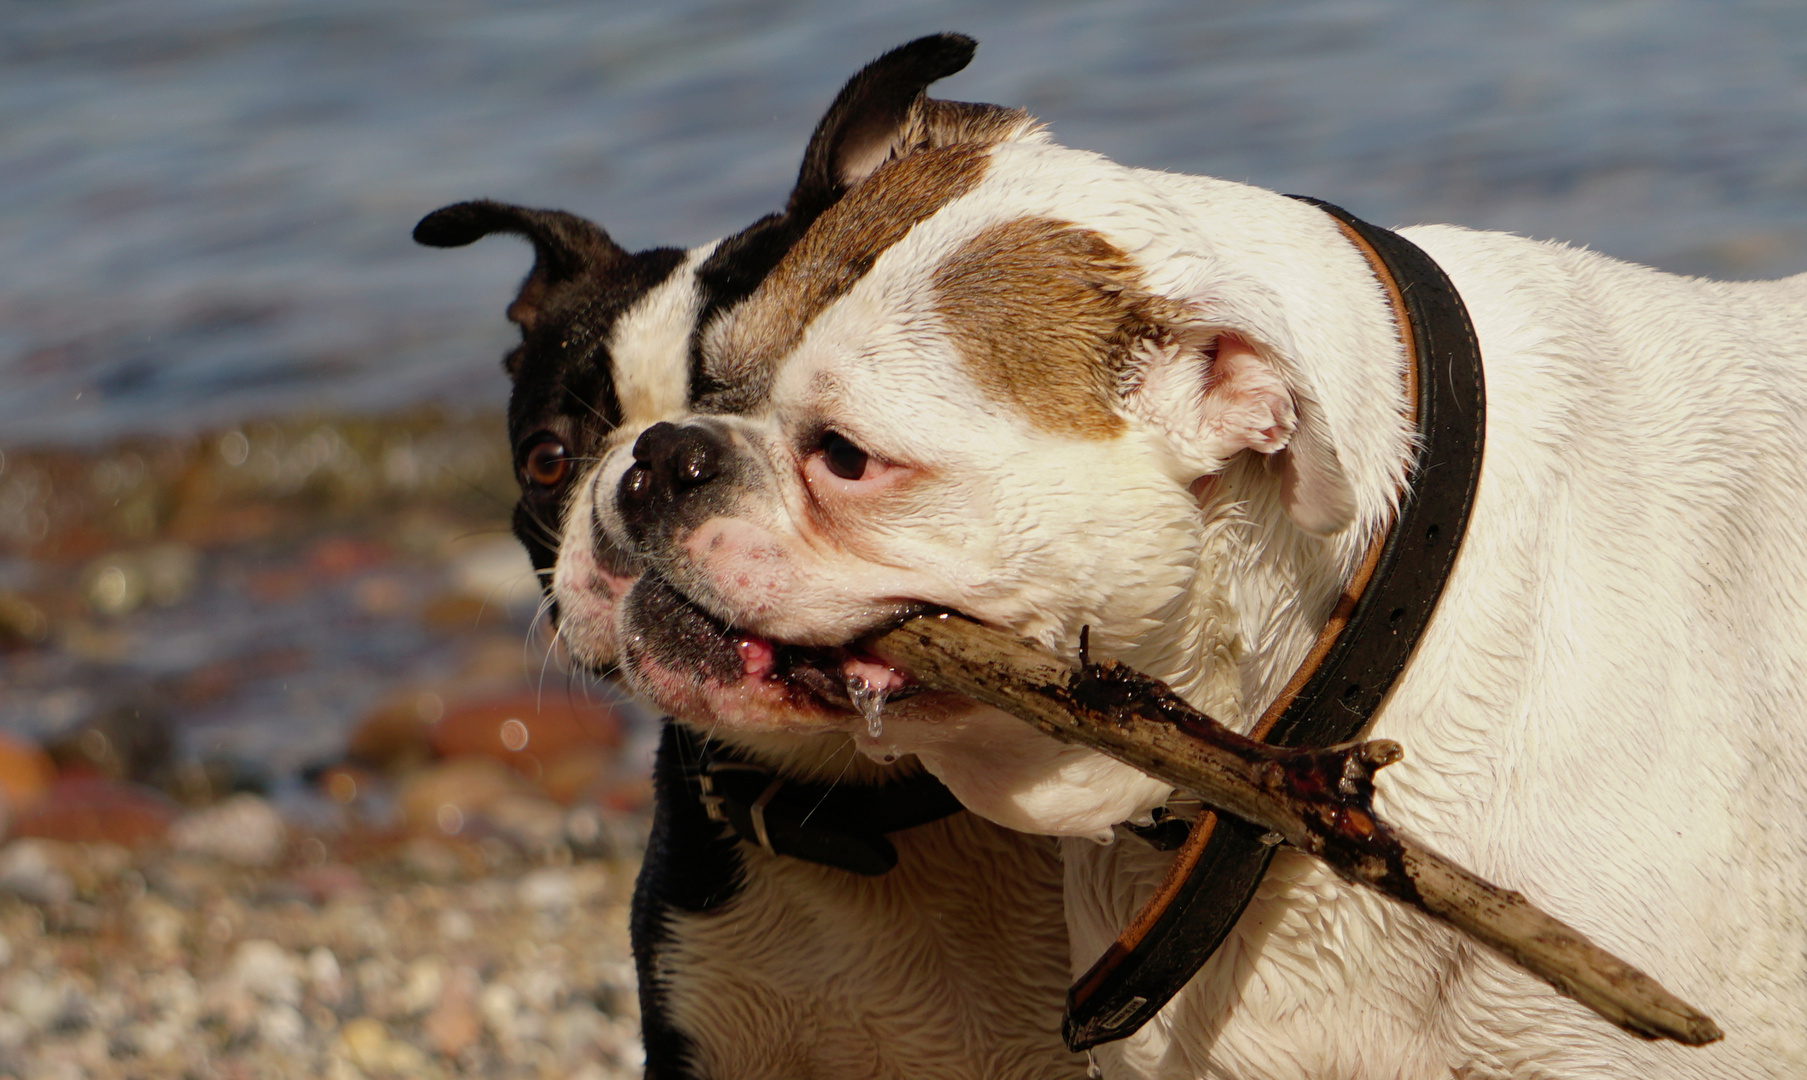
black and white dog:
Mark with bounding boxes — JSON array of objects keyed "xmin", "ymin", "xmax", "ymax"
[{"xmin": 417, "ymin": 36, "xmax": 1086, "ymax": 1080}]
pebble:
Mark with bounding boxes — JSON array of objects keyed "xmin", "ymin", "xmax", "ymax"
[
  {"xmin": 0, "ymin": 734, "xmax": 54, "ymax": 814},
  {"xmin": 479, "ymin": 981, "xmax": 522, "ymax": 1045},
  {"xmin": 132, "ymin": 896, "xmax": 186, "ymax": 958},
  {"xmin": 231, "ymin": 939, "xmax": 302, "ymax": 1006},
  {"xmin": 432, "ymin": 695, "xmax": 621, "ymax": 777},
  {"xmin": 307, "ymin": 946, "xmax": 344, "ymax": 1004},
  {"xmin": 436, "ymin": 907, "xmax": 475, "ymax": 942},
  {"xmin": 0, "ymin": 840, "xmax": 74, "ymax": 904},
  {"xmin": 422, "ymin": 964, "xmax": 482, "ymax": 1058},
  {"xmin": 485, "ymin": 793, "xmax": 567, "ymax": 852},
  {"xmin": 541, "ymin": 745, "xmax": 616, "ymax": 805},
  {"xmin": 257, "ymin": 1002, "xmax": 307, "ymax": 1047},
  {"xmin": 338, "ymin": 1016, "xmax": 431, "ymax": 1075},
  {"xmin": 516, "ymin": 867, "xmax": 576, "ymax": 913},
  {"xmin": 346, "ymin": 696, "xmax": 438, "ymax": 773},
  {"xmin": 13, "ymin": 778, "xmax": 177, "ymax": 848},
  {"xmin": 399, "ymin": 956, "xmax": 444, "ymax": 1015},
  {"xmin": 397, "ymin": 756, "xmax": 529, "ymax": 837},
  {"xmin": 549, "ymin": 1000, "xmax": 607, "ymax": 1061},
  {"xmin": 6, "ymin": 970, "xmax": 84, "ymax": 1033},
  {"xmin": 169, "ymin": 793, "xmax": 288, "ymax": 867}
]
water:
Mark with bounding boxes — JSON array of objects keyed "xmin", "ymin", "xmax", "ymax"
[
  {"xmin": 845, "ymin": 673, "xmax": 887, "ymax": 739},
  {"xmin": 3, "ymin": 0, "xmax": 1806, "ymax": 447}
]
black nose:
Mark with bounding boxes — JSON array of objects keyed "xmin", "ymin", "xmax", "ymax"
[{"xmin": 619, "ymin": 422, "xmax": 727, "ymax": 534}]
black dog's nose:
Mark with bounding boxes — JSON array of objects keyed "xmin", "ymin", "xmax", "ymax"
[{"xmin": 619, "ymin": 422, "xmax": 727, "ymax": 529}]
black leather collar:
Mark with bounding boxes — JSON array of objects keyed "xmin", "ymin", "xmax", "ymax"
[
  {"xmin": 1063, "ymin": 198, "xmax": 1487, "ymax": 1050},
  {"xmin": 673, "ymin": 724, "xmax": 965, "ymax": 876}
]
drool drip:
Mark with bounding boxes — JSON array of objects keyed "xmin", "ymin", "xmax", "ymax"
[{"xmin": 845, "ymin": 673, "xmax": 889, "ymax": 739}]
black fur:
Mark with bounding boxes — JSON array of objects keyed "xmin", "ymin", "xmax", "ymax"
[{"xmin": 634, "ymin": 725, "xmax": 746, "ymax": 1079}]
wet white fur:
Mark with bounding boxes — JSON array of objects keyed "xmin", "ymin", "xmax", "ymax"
[
  {"xmin": 658, "ymin": 810, "xmax": 1082, "ymax": 1079},
  {"xmin": 624, "ymin": 138, "xmax": 1807, "ymax": 1078}
]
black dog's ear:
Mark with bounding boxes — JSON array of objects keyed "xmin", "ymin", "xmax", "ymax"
[
  {"xmin": 787, "ymin": 32, "xmax": 1033, "ymax": 218},
  {"xmin": 697, "ymin": 34, "xmax": 1034, "ymax": 318},
  {"xmin": 413, "ymin": 200, "xmax": 629, "ymax": 336}
]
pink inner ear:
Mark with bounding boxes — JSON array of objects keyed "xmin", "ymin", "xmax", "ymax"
[{"xmin": 1205, "ymin": 333, "xmax": 1298, "ymax": 455}]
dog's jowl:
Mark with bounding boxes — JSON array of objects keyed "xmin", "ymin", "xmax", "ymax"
[{"xmin": 562, "ymin": 42, "xmax": 1807, "ymax": 1080}]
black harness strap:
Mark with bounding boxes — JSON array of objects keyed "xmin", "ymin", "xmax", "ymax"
[
  {"xmin": 675, "ymin": 724, "xmax": 965, "ymax": 876},
  {"xmin": 1064, "ymin": 199, "xmax": 1487, "ymax": 1050}
]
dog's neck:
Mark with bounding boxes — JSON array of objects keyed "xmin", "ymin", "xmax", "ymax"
[{"xmin": 1114, "ymin": 187, "xmax": 1412, "ymax": 734}]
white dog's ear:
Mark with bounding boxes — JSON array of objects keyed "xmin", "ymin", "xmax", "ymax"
[{"xmin": 1128, "ymin": 331, "xmax": 1354, "ymax": 535}]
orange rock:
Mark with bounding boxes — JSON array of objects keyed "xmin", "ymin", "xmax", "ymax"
[
  {"xmin": 540, "ymin": 746, "xmax": 616, "ymax": 805},
  {"xmin": 0, "ymin": 734, "xmax": 55, "ymax": 815},
  {"xmin": 396, "ymin": 756, "xmax": 530, "ymax": 837},
  {"xmin": 13, "ymin": 777, "xmax": 179, "ymax": 848},
  {"xmin": 346, "ymin": 694, "xmax": 441, "ymax": 772},
  {"xmin": 431, "ymin": 696, "xmax": 620, "ymax": 786},
  {"xmin": 423, "ymin": 966, "xmax": 483, "ymax": 1057}
]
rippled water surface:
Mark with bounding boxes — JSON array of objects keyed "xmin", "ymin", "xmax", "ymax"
[{"xmin": 4, "ymin": 0, "xmax": 1806, "ymax": 444}]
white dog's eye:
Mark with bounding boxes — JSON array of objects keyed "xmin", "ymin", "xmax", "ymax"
[{"xmin": 820, "ymin": 431, "xmax": 870, "ymax": 481}]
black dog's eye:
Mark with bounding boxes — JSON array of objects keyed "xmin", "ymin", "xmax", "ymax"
[
  {"xmin": 521, "ymin": 437, "xmax": 571, "ymax": 490},
  {"xmin": 820, "ymin": 431, "xmax": 869, "ymax": 481}
]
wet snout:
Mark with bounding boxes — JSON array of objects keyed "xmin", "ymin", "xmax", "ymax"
[{"xmin": 617, "ymin": 420, "xmax": 738, "ymax": 549}]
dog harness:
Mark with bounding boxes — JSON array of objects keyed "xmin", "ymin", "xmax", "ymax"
[
  {"xmin": 677, "ymin": 723, "xmax": 964, "ymax": 876},
  {"xmin": 1062, "ymin": 197, "xmax": 1487, "ymax": 1049}
]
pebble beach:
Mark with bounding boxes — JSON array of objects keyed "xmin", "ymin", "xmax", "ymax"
[{"xmin": 0, "ymin": 412, "xmax": 655, "ymax": 1079}]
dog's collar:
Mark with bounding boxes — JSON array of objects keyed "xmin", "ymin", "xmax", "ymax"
[
  {"xmin": 1064, "ymin": 197, "xmax": 1487, "ymax": 1050},
  {"xmin": 674, "ymin": 725, "xmax": 965, "ymax": 876}
]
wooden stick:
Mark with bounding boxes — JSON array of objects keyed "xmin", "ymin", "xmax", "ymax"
[{"xmin": 863, "ymin": 614, "xmax": 1723, "ymax": 1047}]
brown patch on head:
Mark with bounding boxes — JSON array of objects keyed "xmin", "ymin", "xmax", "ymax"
[
  {"xmin": 933, "ymin": 217, "xmax": 1168, "ymax": 439},
  {"xmin": 702, "ymin": 144, "xmax": 991, "ymax": 410}
]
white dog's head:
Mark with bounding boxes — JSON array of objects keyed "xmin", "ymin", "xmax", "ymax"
[{"xmin": 576, "ymin": 130, "xmax": 1418, "ymax": 836}]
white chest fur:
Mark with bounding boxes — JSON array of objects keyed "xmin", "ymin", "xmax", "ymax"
[{"xmin": 660, "ymin": 813, "xmax": 1085, "ymax": 1080}]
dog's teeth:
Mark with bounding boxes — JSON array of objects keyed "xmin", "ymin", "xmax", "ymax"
[{"xmin": 845, "ymin": 673, "xmax": 888, "ymax": 738}]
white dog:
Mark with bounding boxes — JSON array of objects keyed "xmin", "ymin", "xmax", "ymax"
[{"xmin": 557, "ymin": 69, "xmax": 1807, "ymax": 1080}]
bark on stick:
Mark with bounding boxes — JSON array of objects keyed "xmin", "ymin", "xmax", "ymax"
[{"xmin": 863, "ymin": 614, "xmax": 1723, "ymax": 1047}]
